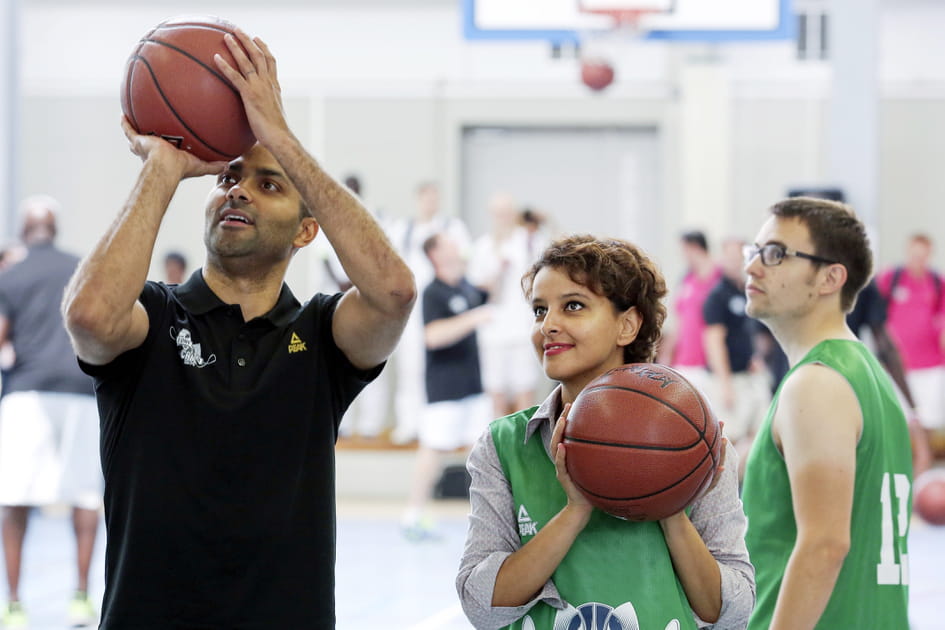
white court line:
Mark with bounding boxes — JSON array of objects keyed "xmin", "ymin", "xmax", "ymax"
[{"xmin": 407, "ymin": 603, "xmax": 466, "ymax": 630}]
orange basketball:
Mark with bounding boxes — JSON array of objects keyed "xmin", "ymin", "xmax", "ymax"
[
  {"xmin": 120, "ymin": 15, "xmax": 256, "ymax": 162},
  {"xmin": 914, "ymin": 469, "xmax": 945, "ymax": 526},
  {"xmin": 564, "ymin": 363, "xmax": 722, "ymax": 521},
  {"xmin": 580, "ymin": 59, "xmax": 615, "ymax": 91}
]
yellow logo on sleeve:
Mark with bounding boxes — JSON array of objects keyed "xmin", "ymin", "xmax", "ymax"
[{"xmin": 288, "ymin": 332, "xmax": 308, "ymax": 354}]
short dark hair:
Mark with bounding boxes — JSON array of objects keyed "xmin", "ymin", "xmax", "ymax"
[
  {"xmin": 520, "ymin": 208, "xmax": 541, "ymax": 227},
  {"xmin": 681, "ymin": 230, "xmax": 708, "ymax": 252},
  {"xmin": 343, "ymin": 174, "xmax": 361, "ymax": 196},
  {"xmin": 164, "ymin": 251, "xmax": 187, "ymax": 268},
  {"xmin": 522, "ymin": 235, "xmax": 668, "ymax": 364},
  {"xmin": 422, "ymin": 233, "xmax": 441, "ymax": 259},
  {"xmin": 299, "ymin": 201, "xmax": 313, "ymax": 220},
  {"xmin": 769, "ymin": 197, "xmax": 872, "ymax": 312}
]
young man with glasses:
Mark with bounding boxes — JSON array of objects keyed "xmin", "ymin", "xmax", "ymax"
[{"xmin": 740, "ymin": 197, "xmax": 911, "ymax": 629}]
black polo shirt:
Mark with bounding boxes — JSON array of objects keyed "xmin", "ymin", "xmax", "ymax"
[
  {"xmin": 422, "ymin": 277, "xmax": 486, "ymax": 403},
  {"xmin": 703, "ymin": 276, "xmax": 754, "ymax": 374},
  {"xmin": 80, "ymin": 271, "xmax": 380, "ymax": 629}
]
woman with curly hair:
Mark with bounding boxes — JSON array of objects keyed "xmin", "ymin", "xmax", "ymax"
[{"xmin": 456, "ymin": 235, "xmax": 754, "ymax": 630}]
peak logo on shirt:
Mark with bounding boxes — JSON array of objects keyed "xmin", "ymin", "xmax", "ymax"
[
  {"xmin": 518, "ymin": 504, "xmax": 538, "ymax": 537},
  {"xmin": 288, "ymin": 332, "xmax": 308, "ymax": 354}
]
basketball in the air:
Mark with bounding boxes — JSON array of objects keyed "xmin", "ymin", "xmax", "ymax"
[
  {"xmin": 120, "ymin": 15, "xmax": 256, "ymax": 162},
  {"xmin": 580, "ymin": 59, "xmax": 615, "ymax": 91},
  {"xmin": 564, "ymin": 363, "xmax": 722, "ymax": 521},
  {"xmin": 914, "ymin": 468, "xmax": 945, "ymax": 526}
]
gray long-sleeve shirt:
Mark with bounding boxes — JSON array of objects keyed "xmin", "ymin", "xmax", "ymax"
[{"xmin": 456, "ymin": 386, "xmax": 756, "ymax": 630}]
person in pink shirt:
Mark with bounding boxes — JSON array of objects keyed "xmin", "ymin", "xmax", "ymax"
[
  {"xmin": 658, "ymin": 231, "xmax": 722, "ymax": 394},
  {"xmin": 877, "ymin": 233, "xmax": 945, "ymax": 444}
]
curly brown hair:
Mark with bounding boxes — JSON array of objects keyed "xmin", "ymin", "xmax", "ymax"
[{"xmin": 521, "ymin": 235, "xmax": 668, "ymax": 364}]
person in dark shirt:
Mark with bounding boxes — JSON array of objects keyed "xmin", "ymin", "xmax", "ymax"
[
  {"xmin": 0, "ymin": 197, "xmax": 101, "ymax": 627},
  {"xmin": 162, "ymin": 251, "xmax": 187, "ymax": 285},
  {"xmin": 403, "ymin": 233, "xmax": 492, "ymax": 540},
  {"xmin": 61, "ymin": 29, "xmax": 415, "ymax": 629},
  {"xmin": 702, "ymin": 237, "xmax": 771, "ymax": 480},
  {"xmin": 846, "ymin": 279, "xmax": 933, "ymax": 475}
]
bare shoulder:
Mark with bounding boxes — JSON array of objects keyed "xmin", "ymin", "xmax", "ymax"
[
  {"xmin": 777, "ymin": 362, "xmax": 859, "ymax": 418},
  {"xmin": 774, "ymin": 363, "xmax": 862, "ymax": 451}
]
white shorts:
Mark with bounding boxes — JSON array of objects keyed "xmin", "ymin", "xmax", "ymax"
[
  {"xmin": 0, "ymin": 391, "xmax": 103, "ymax": 509},
  {"xmin": 479, "ymin": 340, "xmax": 539, "ymax": 395},
  {"xmin": 419, "ymin": 394, "xmax": 491, "ymax": 451},
  {"xmin": 706, "ymin": 371, "xmax": 772, "ymax": 442},
  {"xmin": 906, "ymin": 366, "xmax": 945, "ymax": 429}
]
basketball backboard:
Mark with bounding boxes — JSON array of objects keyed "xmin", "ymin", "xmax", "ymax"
[{"xmin": 463, "ymin": 0, "xmax": 794, "ymax": 44}]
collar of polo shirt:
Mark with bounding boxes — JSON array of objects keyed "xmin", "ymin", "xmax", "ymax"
[{"xmin": 172, "ymin": 269, "xmax": 301, "ymax": 327}]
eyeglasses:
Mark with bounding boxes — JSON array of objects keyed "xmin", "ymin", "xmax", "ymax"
[{"xmin": 743, "ymin": 243, "xmax": 837, "ymax": 267}]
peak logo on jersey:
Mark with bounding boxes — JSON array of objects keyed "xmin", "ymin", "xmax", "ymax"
[
  {"xmin": 288, "ymin": 332, "xmax": 308, "ymax": 354},
  {"xmin": 518, "ymin": 504, "xmax": 538, "ymax": 537},
  {"xmin": 522, "ymin": 601, "xmax": 682, "ymax": 630},
  {"xmin": 170, "ymin": 327, "xmax": 216, "ymax": 368}
]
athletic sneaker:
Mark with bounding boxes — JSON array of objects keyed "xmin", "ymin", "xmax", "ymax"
[
  {"xmin": 402, "ymin": 517, "xmax": 442, "ymax": 543},
  {"xmin": 1, "ymin": 601, "xmax": 27, "ymax": 629},
  {"xmin": 68, "ymin": 591, "xmax": 97, "ymax": 628}
]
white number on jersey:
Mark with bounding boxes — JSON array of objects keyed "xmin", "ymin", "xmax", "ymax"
[{"xmin": 877, "ymin": 472, "xmax": 910, "ymax": 585}]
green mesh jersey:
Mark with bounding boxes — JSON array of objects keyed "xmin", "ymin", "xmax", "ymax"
[
  {"xmin": 490, "ymin": 408, "xmax": 697, "ymax": 630},
  {"xmin": 742, "ymin": 340, "xmax": 912, "ymax": 629}
]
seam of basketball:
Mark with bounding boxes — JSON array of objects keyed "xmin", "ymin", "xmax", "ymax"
[
  {"xmin": 578, "ymin": 384, "xmax": 705, "ymax": 437},
  {"xmin": 693, "ymin": 385, "xmax": 721, "ymax": 466},
  {"xmin": 124, "ymin": 43, "xmax": 144, "ymax": 132},
  {"xmin": 705, "ymin": 417, "xmax": 720, "ymax": 466},
  {"xmin": 565, "ymin": 435, "xmax": 700, "ymax": 451},
  {"xmin": 129, "ymin": 55, "xmax": 232, "ymax": 161},
  {"xmin": 141, "ymin": 37, "xmax": 240, "ymax": 98},
  {"xmin": 572, "ymin": 448, "xmax": 714, "ymax": 502}
]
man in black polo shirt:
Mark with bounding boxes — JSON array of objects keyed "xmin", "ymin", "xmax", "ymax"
[{"xmin": 61, "ymin": 30, "xmax": 415, "ymax": 629}]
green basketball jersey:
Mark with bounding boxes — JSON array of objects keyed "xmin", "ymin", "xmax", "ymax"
[
  {"xmin": 742, "ymin": 340, "xmax": 912, "ymax": 629},
  {"xmin": 490, "ymin": 408, "xmax": 697, "ymax": 630}
]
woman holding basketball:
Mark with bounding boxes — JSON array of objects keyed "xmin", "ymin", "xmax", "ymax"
[{"xmin": 456, "ymin": 235, "xmax": 754, "ymax": 629}]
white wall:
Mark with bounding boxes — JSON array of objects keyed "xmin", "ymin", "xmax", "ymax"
[{"xmin": 12, "ymin": 0, "xmax": 945, "ymax": 289}]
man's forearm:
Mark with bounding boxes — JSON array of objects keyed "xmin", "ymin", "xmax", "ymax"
[
  {"xmin": 769, "ymin": 538, "xmax": 848, "ymax": 629},
  {"xmin": 266, "ymin": 133, "xmax": 413, "ymax": 313},
  {"xmin": 703, "ymin": 327, "xmax": 733, "ymax": 386},
  {"xmin": 425, "ymin": 307, "xmax": 490, "ymax": 350}
]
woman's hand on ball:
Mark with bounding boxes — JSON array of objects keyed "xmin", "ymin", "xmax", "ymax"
[{"xmin": 551, "ymin": 403, "xmax": 594, "ymax": 520}]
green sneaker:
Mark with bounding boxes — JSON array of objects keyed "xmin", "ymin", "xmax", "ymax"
[
  {"xmin": 68, "ymin": 591, "xmax": 97, "ymax": 628},
  {"xmin": 2, "ymin": 601, "xmax": 27, "ymax": 629},
  {"xmin": 402, "ymin": 517, "xmax": 442, "ymax": 543}
]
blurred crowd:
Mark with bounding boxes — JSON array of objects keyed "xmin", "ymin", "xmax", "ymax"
[{"xmin": 324, "ymin": 177, "xmax": 945, "ymax": 538}]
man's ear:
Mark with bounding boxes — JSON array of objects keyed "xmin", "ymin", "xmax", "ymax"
[
  {"xmin": 820, "ymin": 263, "xmax": 848, "ymax": 299},
  {"xmin": 294, "ymin": 217, "xmax": 320, "ymax": 250}
]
